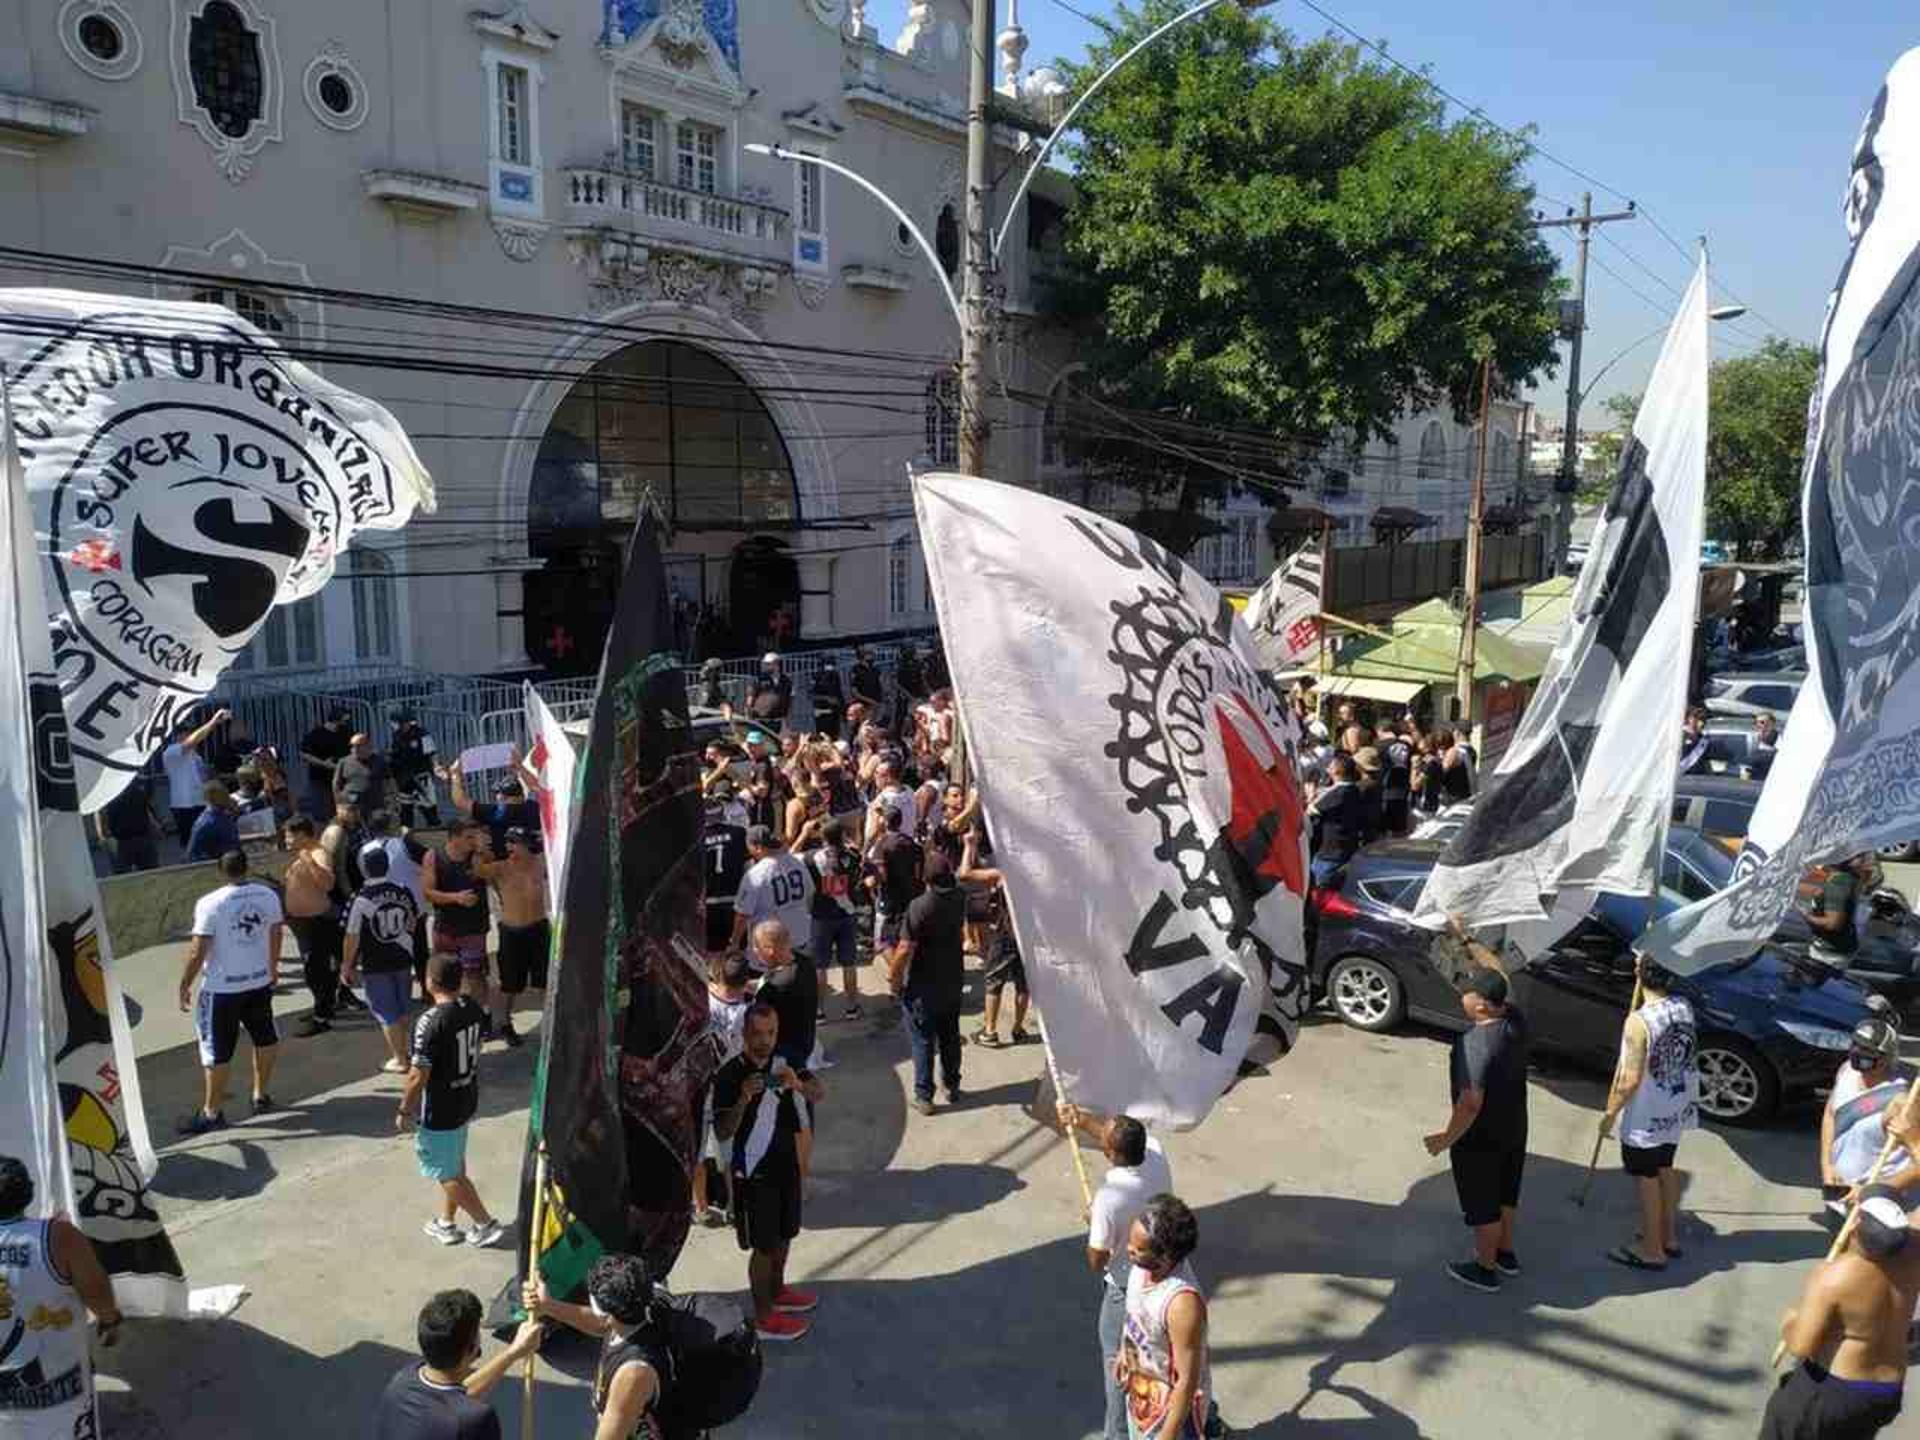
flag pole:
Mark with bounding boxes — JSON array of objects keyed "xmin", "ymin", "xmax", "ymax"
[
  {"xmin": 1771, "ymin": 1069, "xmax": 1920, "ymax": 1368},
  {"xmin": 521, "ymin": 1147, "xmax": 548, "ymax": 1438},
  {"xmin": 1036, "ymin": 1005, "xmax": 1096, "ymax": 1213}
]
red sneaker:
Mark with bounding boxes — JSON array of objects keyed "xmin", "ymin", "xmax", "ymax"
[
  {"xmin": 755, "ymin": 1311, "xmax": 812, "ymax": 1342},
  {"xmin": 773, "ymin": 1286, "xmax": 819, "ymax": 1314}
]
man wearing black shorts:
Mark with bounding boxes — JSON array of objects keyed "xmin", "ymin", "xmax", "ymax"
[
  {"xmin": 177, "ymin": 850, "xmax": 285, "ymax": 1133},
  {"xmin": 712, "ymin": 1003, "xmax": 819, "ymax": 1344},
  {"xmin": 1424, "ymin": 964, "xmax": 1530, "ymax": 1293},
  {"xmin": 958, "ymin": 828, "xmax": 1029, "ymax": 1047}
]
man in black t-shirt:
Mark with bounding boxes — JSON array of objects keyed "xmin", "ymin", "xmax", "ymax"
[
  {"xmin": 889, "ymin": 854, "xmax": 968, "ymax": 1115},
  {"xmin": 712, "ymin": 1003, "xmax": 818, "ymax": 1343},
  {"xmin": 865, "ymin": 805, "xmax": 923, "ymax": 955},
  {"xmin": 96, "ymin": 776, "xmax": 163, "ymax": 873},
  {"xmin": 1308, "ymin": 755, "xmax": 1366, "ymax": 886},
  {"xmin": 1424, "ymin": 965, "xmax": 1530, "ymax": 1293},
  {"xmin": 749, "ymin": 653, "xmax": 793, "ymax": 724},
  {"xmin": 300, "ymin": 711, "xmax": 352, "ymax": 816},
  {"xmin": 373, "ymin": 1287, "xmax": 541, "ymax": 1440},
  {"xmin": 750, "ymin": 920, "xmax": 820, "ymax": 1073},
  {"xmin": 399, "ymin": 959, "xmax": 504, "ymax": 1249}
]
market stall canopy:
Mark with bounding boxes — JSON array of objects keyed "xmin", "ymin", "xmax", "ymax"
[
  {"xmin": 1314, "ymin": 673, "xmax": 1429, "ymax": 704},
  {"xmin": 1368, "ymin": 506, "xmax": 1438, "ymax": 544},
  {"xmin": 1334, "ymin": 599, "xmax": 1546, "ymax": 687}
]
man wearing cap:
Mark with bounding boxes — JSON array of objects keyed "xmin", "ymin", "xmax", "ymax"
[
  {"xmin": 732, "ymin": 825, "xmax": 816, "ymax": 966},
  {"xmin": 1822, "ymin": 1012, "xmax": 1916, "ymax": 1212},
  {"xmin": 749, "ymin": 652, "xmax": 792, "ymax": 724},
  {"xmin": 1424, "ymin": 961, "xmax": 1531, "ymax": 1293},
  {"xmin": 487, "ymin": 827, "xmax": 549, "ymax": 1049},
  {"xmin": 1765, "ymin": 1184, "xmax": 1918, "ymax": 1438},
  {"xmin": 448, "ymin": 758, "xmax": 540, "ymax": 859},
  {"xmin": 1601, "ymin": 956, "xmax": 1698, "ymax": 1270},
  {"xmin": 342, "ymin": 843, "xmax": 423, "ymax": 1074}
]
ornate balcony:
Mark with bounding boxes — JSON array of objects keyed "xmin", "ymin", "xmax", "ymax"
[{"xmin": 562, "ymin": 167, "xmax": 790, "ymax": 268}]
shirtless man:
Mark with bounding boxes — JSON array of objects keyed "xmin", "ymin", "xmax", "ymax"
[
  {"xmin": 484, "ymin": 827, "xmax": 548, "ymax": 1050},
  {"xmin": 1765, "ymin": 1183, "xmax": 1919, "ymax": 1438},
  {"xmin": 281, "ymin": 815, "xmax": 341, "ymax": 1037}
]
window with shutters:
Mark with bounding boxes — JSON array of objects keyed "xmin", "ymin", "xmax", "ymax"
[
  {"xmin": 621, "ymin": 102, "xmax": 659, "ymax": 177},
  {"xmin": 676, "ymin": 121, "xmax": 719, "ymax": 194},
  {"xmin": 498, "ymin": 64, "xmax": 529, "ymax": 165}
]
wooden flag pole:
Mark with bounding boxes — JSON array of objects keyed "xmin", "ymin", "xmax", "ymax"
[
  {"xmin": 521, "ymin": 1148, "xmax": 549, "ymax": 1439},
  {"xmin": 1036, "ymin": 1005, "xmax": 1096, "ymax": 1213},
  {"xmin": 1574, "ymin": 976, "xmax": 1643, "ymax": 1207},
  {"xmin": 1770, "ymin": 1068, "xmax": 1920, "ymax": 1368}
]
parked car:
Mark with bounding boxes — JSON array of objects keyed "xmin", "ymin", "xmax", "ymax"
[
  {"xmin": 1670, "ymin": 773, "xmax": 1762, "ymax": 843},
  {"xmin": 1309, "ymin": 835, "xmax": 1875, "ymax": 1124},
  {"xmin": 1704, "ymin": 671, "xmax": 1804, "ymax": 724},
  {"xmin": 1706, "ymin": 645, "xmax": 1804, "ymax": 675},
  {"xmin": 1690, "ymin": 720, "xmax": 1781, "ymax": 780}
]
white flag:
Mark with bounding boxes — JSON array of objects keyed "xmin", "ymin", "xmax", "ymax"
[
  {"xmin": 525, "ymin": 683, "xmax": 578, "ymax": 914},
  {"xmin": 1648, "ymin": 51, "xmax": 1920, "ymax": 972},
  {"xmin": 1243, "ymin": 543, "xmax": 1324, "ymax": 671},
  {"xmin": 1417, "ymin": 258, "xmax": 1708, "ymax": 928},
  {"xmin": 914, "ymin": 474, "xmax": 1309, "ymax": 1128},
  {"xmin": 0, "ymin": 289, "xmax": 433, "ymax": 811}
]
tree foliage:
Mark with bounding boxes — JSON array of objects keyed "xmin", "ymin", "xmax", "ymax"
[
  {"xmin": 1588, "ymin": 337, "xmax": 1818, "ymax": 557},
  {"xmin": 1042, "ymin": 0, "xmax": 1562, "ymax": 535}
]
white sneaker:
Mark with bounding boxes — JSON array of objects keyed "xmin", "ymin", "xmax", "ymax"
[
  {"xmin": 467, "ymin": 1219, "xmax": 507, "ymax": 1248},
  {"xmin": 423, "ymin": 1219, "xmax": 464, "ymax": 1246}
]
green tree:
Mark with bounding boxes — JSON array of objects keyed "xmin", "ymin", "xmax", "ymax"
[
  {"xmin": 1043, "ymin": 0, "xmax": 1562, "ymax": 545},
  {"xmin": 1587, "ymin": 337, "xmax": 1817, "ymax": 557}
]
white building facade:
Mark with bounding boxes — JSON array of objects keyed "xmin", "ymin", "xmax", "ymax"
[{"xmin": 0, "ymin": 0, "xmax": 1087, "ymax": 675}]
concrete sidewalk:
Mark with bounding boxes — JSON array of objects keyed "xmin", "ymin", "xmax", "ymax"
[{"xmin": 94, "ymin": 934, "xmax": 1851, "ymax": 1439}]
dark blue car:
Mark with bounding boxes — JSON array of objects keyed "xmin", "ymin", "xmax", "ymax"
[{"xmin": 1310, "ymin": 834, "xmax": 1874, "ymax": 1125}]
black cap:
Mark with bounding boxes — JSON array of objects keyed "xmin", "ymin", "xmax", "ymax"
[
  {"xmin": 1462, "ymin": 968, "xmax": 1509, "ymax": 1006},
  {"xmin": 1852, "ymin": 1016, "xmax": 1900, "ymax": 1061},
  {"xmin": 1856, "ymin": 1184, "xmax": 1912, "ymax": 1257}
]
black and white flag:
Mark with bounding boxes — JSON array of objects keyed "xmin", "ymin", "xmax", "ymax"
[
  {"xmin": 1243, "ymin": 544, "xmax": 1323, "ymax": 671},
  {"xmin": 0, "ymin": 289, "xmax": 433, "ymax": 809},
  {"xmin": 1417, "ymin": 258, "xmax": 1708, "ymax": 928},
  {"xmin": 1648, "ymin": 50, "xmax": 1920, "ymax": 972},
  {"xmin": 914, "ymin": 474, "xmax": 1309, "ymax": 1127}
]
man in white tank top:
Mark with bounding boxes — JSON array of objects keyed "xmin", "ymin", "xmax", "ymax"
[
  {"xmin": 1119, "ymin": 1194, "xmax": 1213, "ymax": 1440},
  {"xmin": 0, "ymin": 1154, "xmax": 121, "ymax": 1431},
  {"xmin": 1601, "ymin": 956, "xmax": 1698, "ymax": 1270}
]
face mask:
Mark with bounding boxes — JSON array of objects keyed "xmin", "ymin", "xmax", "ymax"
[{"xmin": 1852, "ymin": 1054, "xmax": 1880, "ymax": 1073}]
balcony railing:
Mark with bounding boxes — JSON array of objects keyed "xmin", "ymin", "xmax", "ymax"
[{"xmin": 563, "ymin": 167, "xmax": 789, "ymax": 256}]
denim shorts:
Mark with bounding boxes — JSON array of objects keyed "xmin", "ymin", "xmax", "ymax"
[
  {"xmin": 361, "ymin": 970, "xmax": 412, "ymax": 1026},
  {"xmin": 415, "ymin": 1124, "xmax": 469, "ymax": 1182}
]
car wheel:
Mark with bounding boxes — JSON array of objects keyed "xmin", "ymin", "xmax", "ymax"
[
  {"xmin": 1325, "ymin": 955, "xmax": 1405, "ymax": 1033},
  {"xmin": 1694, "ymin": 1036, "xmax": 1780, "ymax": 1126},
  {"xmin": 1876, "ymin": 840, "xmax": 1919, "ymax": 862}
]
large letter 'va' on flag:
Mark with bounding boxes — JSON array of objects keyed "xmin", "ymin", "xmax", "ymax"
[
  {"xmin": 1416, "ymin": 258, "xmax": 1709, "ymax": 931},
  {"xmin": 913, "ymin": 474, "xmax": 1310, "ymax": 1129},
  {"xmin": 515, "ymin": 516, "xmax": 716, "ymax": 1301},
  {"xmin": 0, "ymin": 378, "xmax": 100, "ymax": 1437},
  {"xmin": 0, "ymin": 292, "xmax": 431, "ymax": 1315},
  {"xmin": 1243, "ymin": 543, "xmax": 1324, "ymax": 673},
  {"xmin": 1647, "ymin": 50, "xmax": 1920, "ymax": 974}
]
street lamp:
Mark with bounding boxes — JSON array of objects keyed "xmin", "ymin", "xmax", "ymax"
[
  {"xmin": 1560, "ymin": 302, "xmax": 1747, "ymax": 476},
  {"xmin": 744, "ymin": 142, "xmax": 964, "ymax": 334}
]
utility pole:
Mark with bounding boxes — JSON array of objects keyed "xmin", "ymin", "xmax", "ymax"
[
  {"xmin": 1535, "ymin": 191, "xmax": 1635, "ymax": 569},
  {"xmin": 1456, "ymin": 356, "xmax": 1492, "ymax": 730},
  {"xmin": 958, "ymin": 0, "xmax": 996, "ymax": 476}
]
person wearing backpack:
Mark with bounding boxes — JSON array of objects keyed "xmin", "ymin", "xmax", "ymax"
[{"xmin": 527, "ymin": 1253, "xmax": 763, "ymax": 1439}]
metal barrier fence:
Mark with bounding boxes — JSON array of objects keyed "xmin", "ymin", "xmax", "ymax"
[{"xmin": 214, "ymin": 632, "xmax": 940, "ymax": 811}]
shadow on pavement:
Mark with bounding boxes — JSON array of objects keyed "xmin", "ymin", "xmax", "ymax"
[
  {"xmin": 805, "ymin": 1161, "xmax": 1027, "ymax": 1230},
  {"xmin": 150, "ymin": 1138, "xmax": 278, "ymax": 1203}
]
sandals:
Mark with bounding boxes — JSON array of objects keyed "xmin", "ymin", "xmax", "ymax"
[{"xmin": 1606, "ymin": 1244, "xmax": 1667, "ymax": 1272}]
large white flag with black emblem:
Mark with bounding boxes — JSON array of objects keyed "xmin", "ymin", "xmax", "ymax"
[
  {"xmin": 1648, "ymin": 51, "xmax": 1920, "ymax": 973},
  {"xmin": 0, "ymin": 289, "xmax": 433, "ymax": 811},
  {"xmin": 914, "ymin": 474, "xmax": 1309, "ymax": 1128},
  {"xmin": 1416, "ymin": 258, "xmax": 1708, "ymax": 929},
  {"xmin": 1243, "ymin": 543, "xmax": 1323, "ymax": 672}
]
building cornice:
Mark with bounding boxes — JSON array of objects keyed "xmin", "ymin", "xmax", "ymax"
[{"xmin": 0, "ymin": 91, "xmax": 94, "ymax": 146}]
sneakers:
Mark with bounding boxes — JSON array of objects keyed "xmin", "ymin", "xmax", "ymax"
[
  {"xmin": 911, "ymin": 1097, "xmax": 936, "ymax": 1117},
  {"xmin": 499, "ymin": 1023, "xmax": 523, "ymax": 1050},
  {"xmin": 423, "ymin": 1219, "xmax": 464, "ymax": 1246},
  {"xmin": 381, "ymin": 1058, "xmax": 408, "ymax": 1075},
  {"xmin": 1494, "ymin": 1250, "xmax": 1521, "ymax": 1276},
  {"xmin": 697, "ymin": 1206, "xmax": 730, "ymax": 1229},
  {"xmin": 842, "ymin": 1002, "xmax": 862, "ymax": 1020},
  {"xmin": 335, "ymin": 989, "xmax": 368, "ymax": 1013},
  {"xmin": 251, "ymin": 1093, "xmax": 278, "ymax": 1116},
  {"xmin": 754, "ymin": 1312, "xmax": 812, "ymax": 1343},
  {"xmin": 972, "ymin": 1028, "xmax": 1003, "ymax": 1048},
  {"xmin": 942, "ymin": 1085, "xmax": 964, "ymax": 1105},
  {"xmin": 1009, "ymin": 1027, "xmax": 1032, "ymax": 1045},
  {"xmin": 176, "ymin": 1109, "xmax": 227, "ymax": 1136},
  {"xmin": 467, "ymin": 1219, "xmax": 507, "ymax": 1248},
  {"xmin": 772, "ymin": 1286, "xmax": 818, "ymax": 1314},
  {"xmin": 1446, "ymin": 1260, "xmax": 1501, "ymax": 1293},
  {"xmin": 296, "ymin": 1018, "xmax": 332, "ymax": 1038}
]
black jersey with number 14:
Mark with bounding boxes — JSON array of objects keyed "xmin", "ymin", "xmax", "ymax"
[{"xmin": 410, "ymin": 997, "xmax": 484, "ymax": 1130}]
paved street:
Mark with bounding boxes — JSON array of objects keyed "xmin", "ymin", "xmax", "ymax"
[{"xmin": 86, "ymin": 934, "xmax": 1860, "ymax": 1440}]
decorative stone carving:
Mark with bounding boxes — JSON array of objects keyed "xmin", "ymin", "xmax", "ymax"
[
  {"xmin": 794, "ymin": 274, "xmax": 831, "ymax": 310},
  {"xmin": 493, "ymin": 217, "xmax": 547, "ymax": 261},
  {"xmin": 803, "ymin": 0, "xmax": 846, "ymax": 27},
  {"xmin": 566, "ymin": 233, "xmax": 774, "ymax": 331}
]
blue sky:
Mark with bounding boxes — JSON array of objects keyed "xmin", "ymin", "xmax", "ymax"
[{"xmin": 864, "ymin": 1, "xmax": 1914, "ymax": 422}]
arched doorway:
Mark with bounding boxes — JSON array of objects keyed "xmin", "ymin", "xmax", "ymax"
[{"xmin": 525, "ymin": 340, "xmax": 801, "ymax": 671}]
